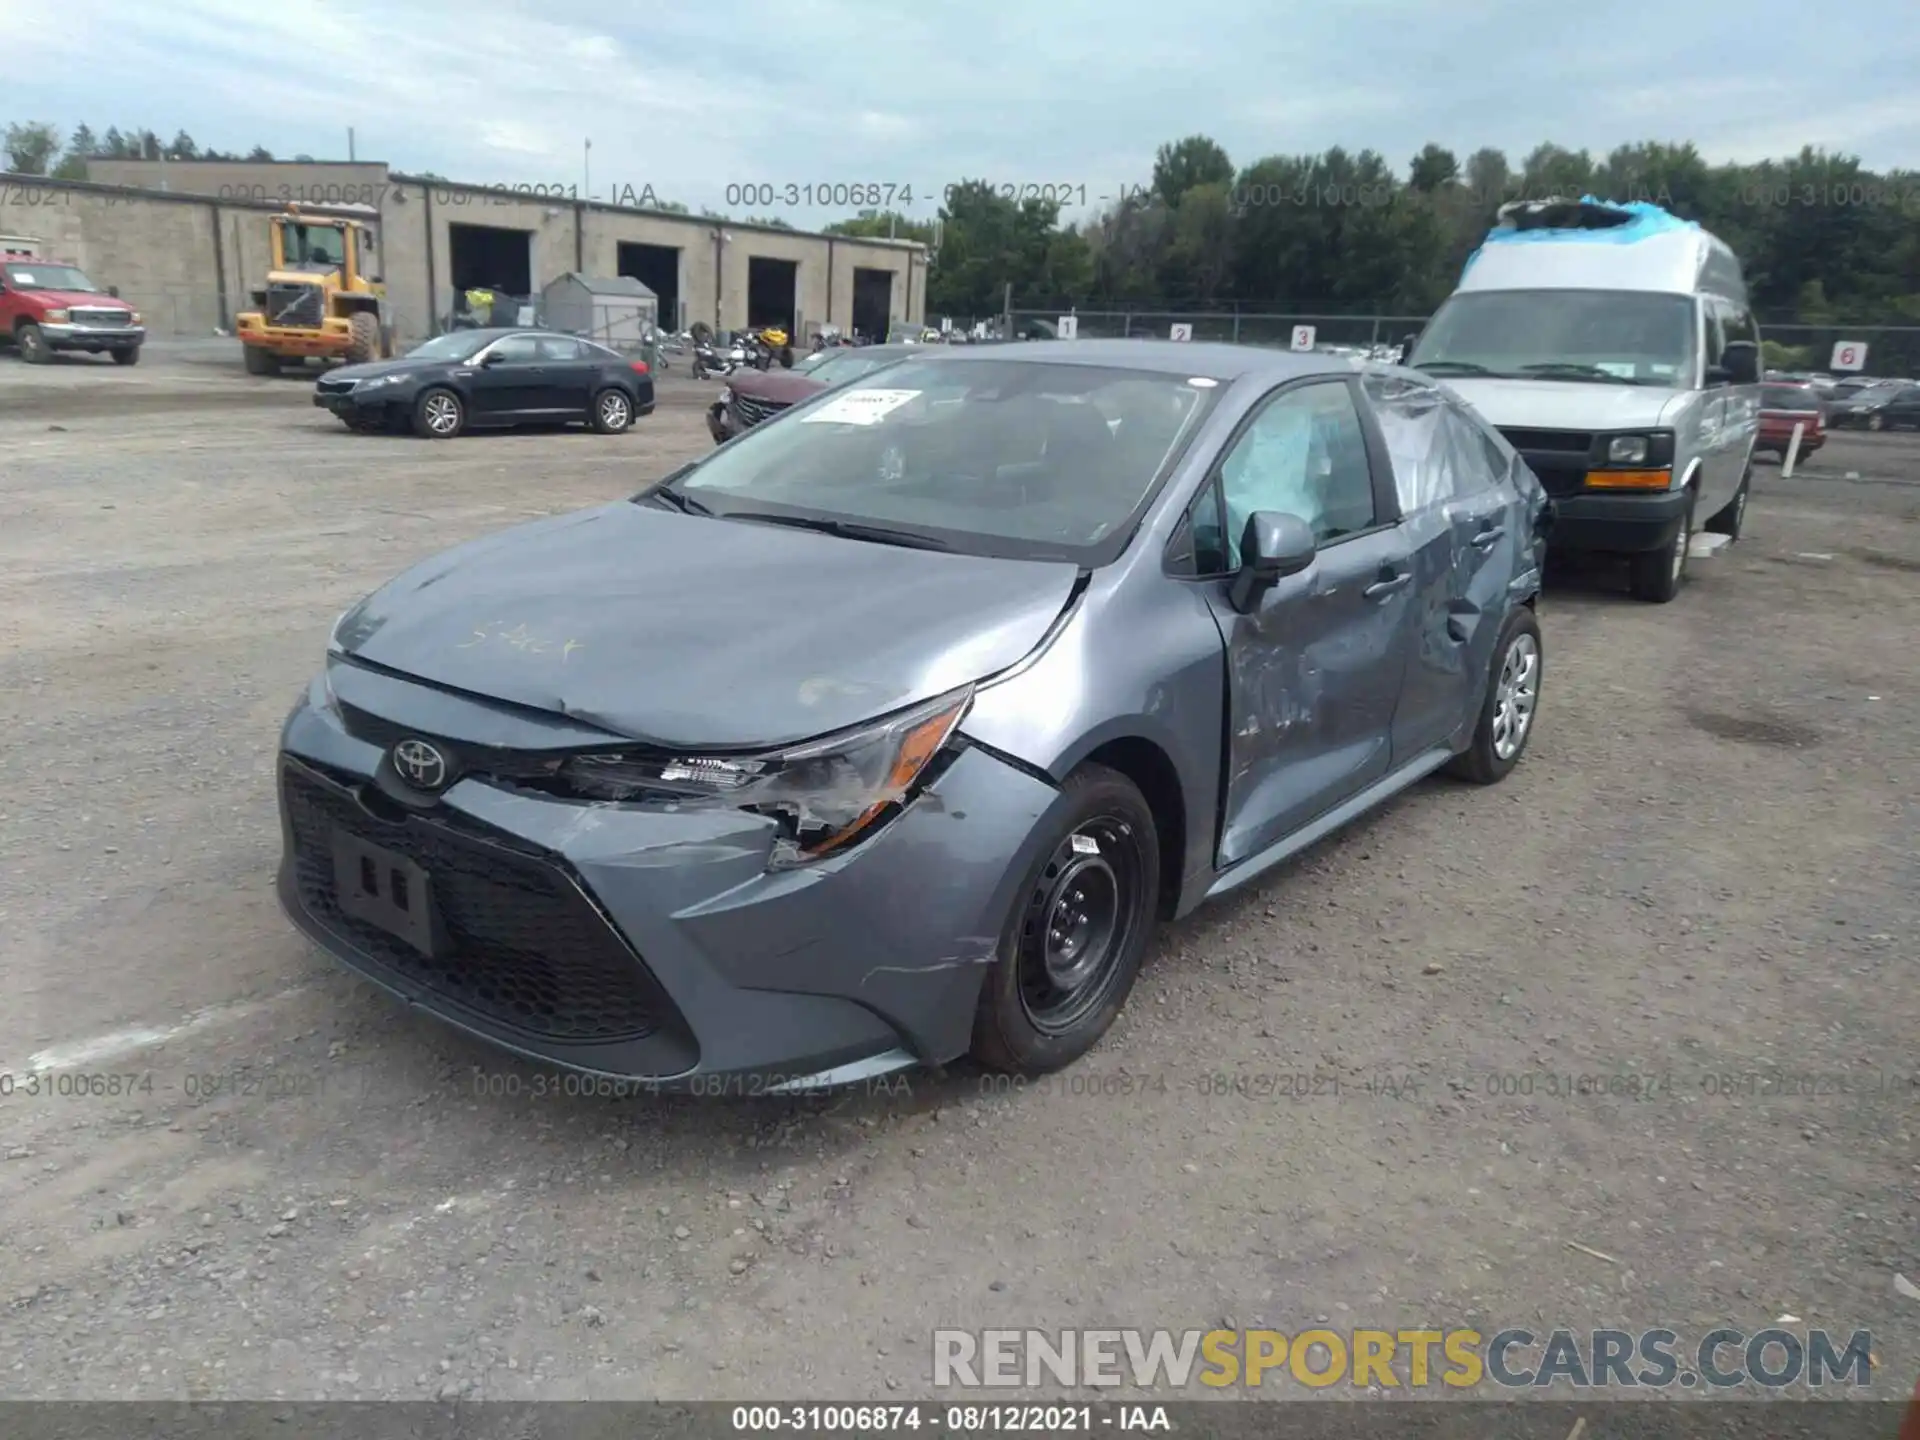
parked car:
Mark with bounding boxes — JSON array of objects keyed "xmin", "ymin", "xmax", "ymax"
[
  {"xmin": 1410, "ymin": 197, "xmax": 1758, "ymax": 603},
  {"xmin": 707, "ymin": 343, "xmax": 921, "ymax": 443},
  {"xmin": 312, "ymin": 328, "xmax": 654, "ymax": 437},
  {"xmin": 278, "ymin": 341, "xmax": 1550, "ymax": 1089},
  {"xmin": 1826, "ymin": 380, "xmax": 1920, "ymax": 430},
  {"xmin": 0, "ymin": 255, "xmax": 144, "ymax": 364},
  {"xmin": 1757, "ymin": 383, "xmax": 1826, "ymax": 457}
]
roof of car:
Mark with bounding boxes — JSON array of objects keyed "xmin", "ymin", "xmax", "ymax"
[{"xmin": 930, "ymin": 338, "xmax": 1366, "ymax": 381}]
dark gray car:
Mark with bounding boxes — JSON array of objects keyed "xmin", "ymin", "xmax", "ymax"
[{"xmin": 278, "ymin": 342, "xmax": 1551, "ymax": 1090}]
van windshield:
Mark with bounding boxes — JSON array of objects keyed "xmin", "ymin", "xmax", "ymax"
[{"xmin": 1410, "ymin": 289, "xmax": 1694, "ymax": 387}]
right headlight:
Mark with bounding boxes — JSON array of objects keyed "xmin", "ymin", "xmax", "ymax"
[
  {"xmin": 1606, "ymin": 435, "xmax": 1650, "ymax": 465},
  {"xmin": 557, "ymin": 687, "xmax": 973, "ymax": 867}
]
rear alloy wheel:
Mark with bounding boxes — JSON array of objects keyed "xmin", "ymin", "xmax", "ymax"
[
  {"xmin": 413, "ymin": 387, "xmax": 465, "ymax": 438},
  {"xmin": 16, "ymin": 323, "xmax": 50, "ymax": 365},
  {"xmin": 1447, "ymin": 607, "xmax": 1543, "ymax": 785},
  {"xmin": 590, "ymin": 387, "xmax": 634, "ymax": 434},
  {"xmin": 972, "ymin": 764, "xmax": 1160, "ymax": 1076},
  {"xmin": 1867, "ymin": 412, "xmax": 1884, "ymax": 432},
  {"xmin": 1628, "ymin": 487, "xmax": 1694, "ymax": 603}
]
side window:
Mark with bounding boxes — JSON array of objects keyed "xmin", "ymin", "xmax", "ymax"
[
  {"xmin": 488, "ymin": 335, "xmax": 542, "ymax": 363},
  {"xmin": 1361, "ymin": 373, "xmax": 1465, "ymax": 513},
  {"xmin": 1168, "ymin": 480, "xmax": 1231, "ymax": 578},
  {"xmin": 1720, "ymin": 296, "xmax": 1759, "ymax": 350},
  {"xmin": 1701, "ymin": 299, "xmax": 1728, "ymax": 374},
  {"xmin": 536, "ymin": 335, "xmax": 584, "ymax": 361},
  {"xmin": 1219, "ymin": 380, "xmax": 1375, "ymax": 548}
]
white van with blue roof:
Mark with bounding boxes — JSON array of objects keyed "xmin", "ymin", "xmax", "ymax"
[{"xmin": 1408, "ymin": 197, "xmax": 1760, "ymax": 603}]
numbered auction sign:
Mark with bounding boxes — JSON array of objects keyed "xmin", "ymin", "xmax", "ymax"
[
  {"xmin": 1829, "ymin": 341, "xmax": 1867, "ymax": 372},
  {"xmin": 1290, "ymin": 324, "xmax": 1316, "ymax": 352}
]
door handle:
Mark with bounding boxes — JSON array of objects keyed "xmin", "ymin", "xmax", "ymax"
[
  {"xmin": 1363, "ymin": 572, "xmax": 1412, "ymax": 600},
  {"xmin": 1471, "ymin": 526, "xmax": 1505, "ymax": 549}
]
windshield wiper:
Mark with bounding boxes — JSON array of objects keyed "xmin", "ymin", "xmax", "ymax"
[
  {"xmin": 644, "ymin": 484, "xmax": 713, "ymax": 516},
  {"xmin": 1516, "ymin": 362, "xmax": 1638, "ymax": 383},
  {"xmin": 723, "ymin": 511, "xmax": 951, "ymax": 551},
  {"xmin": 1412, "ymin": 359, "xmax": 1493, "ymax": 375}
]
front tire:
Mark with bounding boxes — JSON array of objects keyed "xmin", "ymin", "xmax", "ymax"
[
  {"xmin": 1628, "ymin": 487, "xmax": 1695, "ymax": 603},
  {"xmin": 971, "ymin": 764, "xmax": 1160, "ymax": 1076},
  {"xmin": 345, "ymin": 312, "xmax": 381, "ymax": 364},
  {"xmin": 1705, "ymin": 470, "xmax": 1750, "ymax": 540},
  {"xmin": 111, "ymin": 346, "xmax": 141, "ymax": 366},
  {"xmin": 243, "ymin": 345, "xmax": 279, "ymax": 376},
  {"xmin": 1447, "ymin": 607, "xmax": 1543, "ymax": 785},
  {"xmin": 17, "ymin": 323, "xmax": 50, "ymax": 364},
  {"xmin": 590, "ymin": 387, "xmax": 634, "ymax": 434},
  {"xmin": 413, "ymin": 387, "xmax": 465, "ymax": 438}
]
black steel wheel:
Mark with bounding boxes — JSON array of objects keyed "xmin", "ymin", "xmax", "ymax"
[{"xmin": 972, "ymin": 764, "xmax": 1160, "ymax": 1074}]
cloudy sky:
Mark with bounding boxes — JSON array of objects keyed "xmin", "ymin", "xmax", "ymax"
[{"xmin": 10, "ymin": 0, "xmax": 1918, "ymax": 229}]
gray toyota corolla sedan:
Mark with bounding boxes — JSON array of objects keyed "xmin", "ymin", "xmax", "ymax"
[{"xmin": 278, "ymin": 341, "xmax": 1551, "ymax": 1091}]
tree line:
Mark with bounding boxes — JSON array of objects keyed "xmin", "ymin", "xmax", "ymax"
[
  {"xmin": 826, "ymin": 135, "xmax": 1920, "ymax": 335},
  {"xmin": 12, "ymin": 120, "xmax": 1920, "ymax": 341}
]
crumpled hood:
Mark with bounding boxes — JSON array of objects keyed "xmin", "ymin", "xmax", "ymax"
[
  {"xmin": 334, "ymin": 501, "xmax": 1080, "ymax": 748},
  {"xmin": 728, "ymin": 368, "xmax": 830, "ymax": 403},
  {"xmin": 1439, "ymin": 377, "xmax": 1684, "ymax": 432}
]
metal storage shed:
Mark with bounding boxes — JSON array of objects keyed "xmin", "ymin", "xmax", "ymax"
[{"xmin": 540, "ymin": 273, "xmax": 658, "ymax": 350}]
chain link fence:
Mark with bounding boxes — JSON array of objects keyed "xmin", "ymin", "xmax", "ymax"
[
  {"xmin": 1755, "ymin": 325, "xmax": 1920, "ymax": 378},
  {"xmin": 1005, "ymin": 308, "xmax": 1429, "ymax": 353},
  {"xmin": 1002, "ymin": 309, "xmax": 1920, "ymax": 377}
]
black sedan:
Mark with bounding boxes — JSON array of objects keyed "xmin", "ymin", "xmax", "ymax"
[
  {"xmin": 313, "ymin": 328, "xmax": 655, "ymax": 438},
  {"xmin": 1831, "ymin": 381, "xmax": 1920, "ymax": 431}
]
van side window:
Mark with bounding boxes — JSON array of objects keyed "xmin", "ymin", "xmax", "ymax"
[
  {"xmin": 1719, "ymin": 297, "xmax": 1759, "ymax": 350},
  {"xmin": 1701, "ymin": 300, "xmax": 1728, "ymax": 376}
]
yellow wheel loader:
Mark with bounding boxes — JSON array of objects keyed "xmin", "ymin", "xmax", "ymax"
[{"xmin": 236, "ymin": 203, "xmax": 392, "ymax": 374}]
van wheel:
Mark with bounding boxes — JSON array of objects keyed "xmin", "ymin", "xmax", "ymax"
[
  {"xmin": 971, "ymin": 764, "xmax": 1160, "ymax": 1076},
  {"xmin": 1704, "ymin": 470, "xmax": 1750, "ymax": 541},
  {"xmin": 1629, "ymin": 489, "xmax": 1695, "ymax": 603}
]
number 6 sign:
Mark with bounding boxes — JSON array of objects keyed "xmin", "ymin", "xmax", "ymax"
[{"xmin": 1830, "ymin": 340, "xmax": 1867, "ymax": 372}]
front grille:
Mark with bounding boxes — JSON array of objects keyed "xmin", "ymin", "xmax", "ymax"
[
  {"xmin": 267, "ymin": 282, "xmax": 325, "ymax": 329},
  {"xmin": 1497, "ymin": 427, "xmax": 1592, "ymax": 453},
  {"xmin": 316, "ymin": 377, "xmax": 358, "ymax": 395},
  {"xmin": 282, "ymin": 761, "xmax": 673, "ymax": 1043},
  {"xmin": 69, "ymin": 307, "xmax": 131, "ymax": 328},
  {"xmin": 1518, "ymin": 455, "xmax": 1590, "ymax": 499},
  {"xmin": 732, "ymin": 394, "xmax": 790, "ymax": 427}
]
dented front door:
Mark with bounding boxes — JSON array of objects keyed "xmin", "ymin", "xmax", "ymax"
[{"xmin": 1201, "ymin": 378, "xmax": 1418, "ymax": 868}]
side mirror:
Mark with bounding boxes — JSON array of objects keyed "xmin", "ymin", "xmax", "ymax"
[
  {"xmin": 108, "ymin": 285, "xmax": 121, "ymax": 298},
  {"xmin": 480, "ymin": 351, "xmax": 506, "ymax": 367},
  {"xmin": 1399, "ymin": 332, "xmax": 1420, "ymax": 363},
  {"xmin": 1228, "ymin": 511, "xmax": 1317, "ymax": 613},
  {"xmin": 1719, "ymin": 340, "xmax": 1759, "ymax": 385}
]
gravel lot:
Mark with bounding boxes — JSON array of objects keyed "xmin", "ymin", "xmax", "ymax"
[{"xmin": 1, "ymin": 346, "xmax": 1915, "ymax": 1403}]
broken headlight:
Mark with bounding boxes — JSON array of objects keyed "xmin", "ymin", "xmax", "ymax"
[{"xmin": 557, "ymin": 687, "xmax": 973, "ymax": 867}]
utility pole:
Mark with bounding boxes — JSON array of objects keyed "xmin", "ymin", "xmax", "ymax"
[
  {"xmin": 584, "ymin": 139, "xmax": 592, "ymax": 202},
  {"xmin": 348, "ymin": 127, "xmax": 356, "ymax": 162}
]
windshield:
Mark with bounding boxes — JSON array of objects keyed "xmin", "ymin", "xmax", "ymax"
[
  {"xmin": 660, "ymin": 358, "xmax": 1219, "ymax": 561},
  {"xmin": 406, "ymin": 332, "xmax": 491, "ymax": 362},
  {"xmin": 1411, "ymin": 289, "xmax": 1694, "ymax": 386},
  {"xmin": 2, "ymin": 263, "xmax": 99, "ymax": 292},
  {"xmin": 278, "ymin": 221, "xmax": 348, "ymax": 272}
]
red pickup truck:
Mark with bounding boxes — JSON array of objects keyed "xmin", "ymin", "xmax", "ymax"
[{"xmin": 0, "ymin": 239, "xmax": 145, "ymax": 365}]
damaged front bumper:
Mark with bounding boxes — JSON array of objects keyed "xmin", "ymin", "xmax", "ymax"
[{"xmin": 276, "ymin": 666, "xmax": 1061, "ymax": 1091}]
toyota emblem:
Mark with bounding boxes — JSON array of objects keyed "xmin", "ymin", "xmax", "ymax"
[{"xmin": 392, "ymin": 738, "xmax": 450, "ymax": 791}]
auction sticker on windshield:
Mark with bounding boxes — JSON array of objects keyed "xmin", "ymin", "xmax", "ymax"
[{"xmin": 801, "ymin": 389, "xmax": 922, "ymax": 425}]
